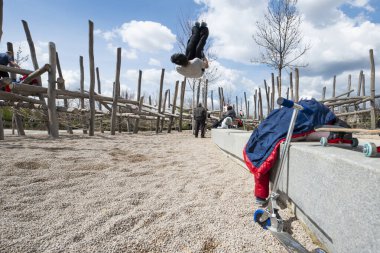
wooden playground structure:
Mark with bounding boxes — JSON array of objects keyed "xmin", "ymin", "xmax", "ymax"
[{"xmin": 0, "ymin": 16, "xmax": 378, "ymax": 140}]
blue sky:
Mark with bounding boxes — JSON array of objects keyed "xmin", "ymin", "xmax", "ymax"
[{"xmin": 1, "ymin": 0, "xmax": 380, "ymax": 111}]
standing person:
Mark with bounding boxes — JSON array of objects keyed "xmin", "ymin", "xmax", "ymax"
[
  {"xmin": 193, "ymin": 103, "xmax": 207, "ymax": 138},
  {"xmin": 0, "ymin": 51, "xmax": 20, "ymax": 78}
]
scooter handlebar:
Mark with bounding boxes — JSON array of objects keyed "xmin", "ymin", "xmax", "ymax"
[
  {"xmin": 277, "ymin": 97, "xmax": 313, "ymax": 114},
  {"xmin": 277, "ymin": 97, "xmax": 294, "ymax": 108}
]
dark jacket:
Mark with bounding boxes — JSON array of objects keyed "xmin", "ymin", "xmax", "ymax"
[
  {"xmin": 223, "ymin": 109, "xmax": 236, "ymax": 119},
  {"xmin": 194, "ymin": 105, "xmax": 207, "ymax": 121}
]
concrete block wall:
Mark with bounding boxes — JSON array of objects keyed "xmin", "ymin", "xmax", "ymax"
[{"xmin": 211, "ymin": 128, "xmax": 380, "ymax": 253}]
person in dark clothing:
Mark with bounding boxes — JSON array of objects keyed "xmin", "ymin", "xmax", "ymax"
[
  {"xmin": 0, "ymin": 51, "xmax": 20, "ymax": 92},
  {"xmin": 193, "ymin": 103, "xmax": 207, "ymax": 138},
  {"xmin": 212, "ymin": 105, "xmax": 237, "ymax": 128},
  {"xmin": 0, "ymin": 51, "xmax": 20, "ymax": 78}
]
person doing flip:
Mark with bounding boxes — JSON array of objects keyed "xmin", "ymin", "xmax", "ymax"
[{"xmin": 171, "ymin": 21, "xmax": 209, "ymax": 78}]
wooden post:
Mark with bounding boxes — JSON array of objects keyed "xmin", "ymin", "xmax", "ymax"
[
  {"xmin": 218, "ymin": 87, "xmax": 222, "ymax": 118},
  {"xmin": 79, "ymin": 56, "xmax": 87, "ymax": 134},
  {"xmin": 244, "ymin": 92, "xmax": 248, "ymax": 117},
  {"xmin": 137, "ymin": 70, "xmax": 142, "ymax": 103},
  {"xmin": 7, "ymin": 43, "xmax": 25, "ymax": 136},
  {"xmin": 235, "ymin": 96, "xmax": 238, "ymax": 115},
  {"xmin": 254, "ymin": 90, "xmax": 257, "ymax": 120},
  {"xmin": 204, "ymin": 79, "xmax": 208, "ymax": 110},
  {"xmin": 290, "ymin": 72, "xmax": 294, "ymax": 100},
  {"xmin": 322, "ymin": 87, "xmax": 326, "ymax": 100},
  {"xmin": 196, "ymin": 80, "xmax": 200, "ymax": 106},
  {"xmin": 221, "ymin": 87, "xmax": 225, "ymax": 108},
  {"xmin": 295, "ymin": 68, "xmax": 299, "ymax": 102},
  {"xmin": 267, "ymin": 87, "xmax": 271, "ymax": 116},
  {"xmin": 345, "ymin": 74, "xmax": 352, "ymax": 112},
  {"xmin": 264, "ymin": 80, "xmax": 270, "ymax": 115},
  {"xmin": 357, "ymin": 70, "xmax": 363, "ymax": 96},
  {"xmin": 88, "ymin": 20, "xmax": 96, "ymax": 136},
  {"xmin": 111, "ymin": 48, "xmax": 122, "ymax": 135},
  {"xmin": 133, "ymin": 96, "xmax": 144, "ymax": 134},
  {"xmin": 362, "ymin": 74, "xmax": 366, "ymax": 110},
  {"xmin": 56, "ymin": 52, "xmax": 73, "ymax": 134},
  {"xmin": 156, "ymin": 68, "xmax": 165, "ymax": 134},
  {"xmin": 271, "ymin": 73, "xmax": 275, "ymax": 110},
  {"xmin": 286, "ymin": 87, "xmax": 289, "ymax": 100},
  {"xmin": 211, "ymin": 90, "xmax": 214, "ymax": 111},
  {"xmin": 47, "ymin": 42, "xmax": 59, "ymax": 138},
  {"xmin": 149, "ymin": 95, "xmax": 153, "ymax": 131},
  {"xmin": 258, "ymin": 87, "xmax": 263, "ymax": 120},
  {"xmin": 332, "ymin": 75, "xmax": 336, "ymax": 97},
  {"xmin": 0, "ymin": 112, "xmax": 3, "ymax": 140},
  {"xmin": 160, "ymin": 89, "xmax": 169, "ymax": 131},
  {"xmin": 369, "ymin": 49, "xmax": 376, "ymax": 129},
  {"xmin": 168, "ymin": 81, "xmax": 179, "ymax": 133},
  {"xmin": 95, "ymin": 67, "xmax": 104, "ymax": 133},
  {"xmin": 277, "ymin": 76, "xmax": 281, "ymax": 108},
  {"xmin": 178, "ymin": 80, "xmax": 186, "ymax": 132}
]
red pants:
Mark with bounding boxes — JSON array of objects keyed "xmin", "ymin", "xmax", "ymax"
[{"xmin": 254, "ymin": 172, "xmax": 270, "ymax": 199}]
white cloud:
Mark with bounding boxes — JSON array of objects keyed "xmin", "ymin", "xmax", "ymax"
[
  {"xmin": 118, "ymin": 21, "xmax": 176, "ymax": 52},
  {"xmin": 148, "ymin": 58, "xmax": 161, "ymax": 67},
  {"xmin": 196, "ymin": 0, "xmax": 380, "ymax": 103},
  {"xmin": 107, "ymin": 43, "xmax": 137, "ymax": 59}
]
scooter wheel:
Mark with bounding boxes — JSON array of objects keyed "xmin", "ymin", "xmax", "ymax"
[
  {"xmin": 351, "ymin": 138, "xmax": 359, "ymax": 147},
  {"xmin": 363, "ymin": 142, "xmax": 377, "ymax": 157},
  {"xmin": 253, "ymin": 209, "xmax": 271, "ymax": 229},
  {"xmin": 320, "ymin": 137, "xmax": 328, "ymax": 147}
]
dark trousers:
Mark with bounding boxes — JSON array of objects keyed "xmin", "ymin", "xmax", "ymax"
[
  {"xmin": 185, "ymin": 26, "xmax": 208, "ymax": 60},
  {"xmin": 195, "ymin": 119, "xmax": 206, "ymax": 137}
]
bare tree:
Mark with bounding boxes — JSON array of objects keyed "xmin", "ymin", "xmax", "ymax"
[
  {"xmin": 253, "ymin": 0, "xmax": 309, "ymax": 92},
  {"xmin": 15, "ymin": 45, "xmax": 29, "ymax": 67}
]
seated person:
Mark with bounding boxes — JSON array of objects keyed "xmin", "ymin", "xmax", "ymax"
[
  {"xmin": 212, "ymin": 105, "xmax": 236, "ymax": 128},
  {"xmin": 218, "ymin": 117, "xmax": 233, "ymax": 129}
]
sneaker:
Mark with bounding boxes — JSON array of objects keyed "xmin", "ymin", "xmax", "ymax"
[{"xmin": 255, "ymin": 197, "xmax": 267, "ymax": 206}]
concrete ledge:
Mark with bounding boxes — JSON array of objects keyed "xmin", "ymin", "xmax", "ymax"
[{"xmin": 211, "ymin": 128, "xmax": 380, "ymax": 253}]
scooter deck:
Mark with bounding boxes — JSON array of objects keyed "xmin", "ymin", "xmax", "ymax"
[
  {"xmin": 315, "ymin": 127, "xmax": 380, "ymax": 134},
  {"xmin": 270, "ymin": 230, "xmax": 309, "ymax": 253}
]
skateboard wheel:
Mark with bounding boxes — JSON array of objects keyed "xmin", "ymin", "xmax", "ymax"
[
  {"xmin": 253, "ymin": 209, "xmax": 271, "ymax": 229},
  {"xmin": 320, "ymin": 137, "xmax": 328, "ymax": 147},
  {"xmin": 351, "ymin": 138, "xmax": 359, "ymax": 148},
  {"xmin": 363, "ymin": 142, "xmax": 377, "ymax": 157}
]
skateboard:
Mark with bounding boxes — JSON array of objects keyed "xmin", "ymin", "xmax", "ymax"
[{"xmin": 315, "ymin": 126, "xmax": 380, "ymax": 157}]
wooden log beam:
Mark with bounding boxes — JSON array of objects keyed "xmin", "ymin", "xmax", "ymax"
[
  {"xmin": 335, "ymin": 109, "xmax": 372, "ymax": 117},
  {"xmin": 0, "ymin": 65, "xmax": 32, "ymax": 75},
  {"xmin": 0, "ymin": 90, "xmax": 44, "ymax": 104},
  {"xmin": 21, "ymin": 64, "xmax": 50, "ymax": 84}
]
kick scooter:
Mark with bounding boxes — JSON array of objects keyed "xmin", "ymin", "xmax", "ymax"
[{"xmin": 253, "ymin": 98, "xmax": 327, "ymax": 253}]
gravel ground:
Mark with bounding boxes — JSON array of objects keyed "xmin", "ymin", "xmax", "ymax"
[{"xmin": 0, "ymin": 130, "xmax": 320, "ymax": 253}]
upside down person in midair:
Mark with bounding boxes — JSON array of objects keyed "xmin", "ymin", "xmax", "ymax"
[{"xmin": 171, "ymin": 21, "xmax": 209, "ymax": 78}]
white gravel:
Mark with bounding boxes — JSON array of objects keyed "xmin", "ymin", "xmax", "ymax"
[{"xmin": 0, "ymin": 130, "xmax": 320, "ymax": 252}]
